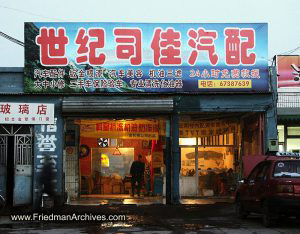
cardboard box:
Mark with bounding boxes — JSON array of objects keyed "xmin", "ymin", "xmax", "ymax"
[
  {"xmin": 102, "ymin": 183, "xmax": 112, "ymax": 194},
  {"xmin": 124, "ymin": 182, "xmax": 131, "ymax": 194},
  {"xmin": 112, "ymin": 184, "xmax": 122, "ymax": 194},
  {"xmin": 202, "ymin": 189, "xmax": 214, "ymax": 196}
]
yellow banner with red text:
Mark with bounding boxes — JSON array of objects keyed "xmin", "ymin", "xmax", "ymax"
[{"xmin": 76, "ymin": 119, "xmax": 159, "ymax": 140}]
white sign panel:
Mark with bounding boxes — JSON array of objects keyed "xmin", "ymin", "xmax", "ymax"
[{"xmin": 0, "ymin": 102, "xmax": 54, "ymax": 124}]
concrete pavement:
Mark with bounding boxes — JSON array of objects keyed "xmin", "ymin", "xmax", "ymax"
[{"xmin": 0, "ymin": 198, "xmax": 300, "ymax": 233}]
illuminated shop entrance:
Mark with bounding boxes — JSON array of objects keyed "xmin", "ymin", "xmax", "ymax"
[
  {"xmin": 179, "ymin": 113, "xmax": 264, "ymax": 197},
  {"xmin": 64, "ymin": 118, "xmax": 167, "ymax": 200}
]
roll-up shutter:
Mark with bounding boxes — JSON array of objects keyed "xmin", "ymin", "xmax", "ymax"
[{"xmin": 62, "ymin": 96, "xmax": 173, "ymax": 114}]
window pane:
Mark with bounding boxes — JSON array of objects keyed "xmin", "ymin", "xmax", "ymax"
[
  {"xmin": 273, "ymin": 161, "xmax": 300, "ymax": 178},
  {"xmin": 287, "ymin": 138, "xmax": 300, "ymax": 152},
  {"xmin": 248, "ymin": 165, "xmax": 261, "ymax": 180},
  {"xmin": 180, "ymin": 147, "xmax": 196, "ymax": 176},
  {"xmin": 287, "ymin": 127, "xmax": 300, "ymax": 136},
  {"xmin": 278, "ymin": 125, "xmax": 285, "ymax": 142},
  {"xmin": 256, "ymin": 164, "xmax": 270, "ymax": 181},
  {"xmin": 179, "ymin": 138, "xmax": 196, "ymax": 146},
  {"xmin": 279, "ymin": 144, "xmax": 284, "ymax": 152}
]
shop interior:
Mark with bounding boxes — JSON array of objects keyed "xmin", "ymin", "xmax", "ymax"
[
  {"xmin": 178, "ymin": 113, "xmax": 264, "ymax": 197},
  {"xmin": 64, "ymin": 118, "xmax": 166, "ymax": 199}
]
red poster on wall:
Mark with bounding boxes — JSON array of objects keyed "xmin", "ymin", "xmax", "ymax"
[{"xmin": 276, "ymin": 55, "xmax": 300, "ymax": 88}]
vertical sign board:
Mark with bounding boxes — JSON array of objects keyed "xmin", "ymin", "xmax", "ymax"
[
  {"xmin": 24, "ymin": 22, "xmax": 269, "ymax": 93},
  {"xmin": 33, "ymin": 102, "xmax": 63, "ymax": 207}
]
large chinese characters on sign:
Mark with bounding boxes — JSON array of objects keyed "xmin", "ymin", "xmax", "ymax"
[{"xmin": 24, "ymin": 23, "xmax": 268, "ymax": 93}]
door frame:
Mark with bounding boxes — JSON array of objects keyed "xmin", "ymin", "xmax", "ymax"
[
  {"xmin": 0, "ymin": 125, "xmax": 33, "ymax": 206},
  {"xmin": 180, "ymin": 138, "xmax": 236, "ymax": 196}
]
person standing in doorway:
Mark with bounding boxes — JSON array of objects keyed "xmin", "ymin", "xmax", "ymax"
[
  {"xmin": 41, "ymin": 155, "xmax": 55, "ymax": 196},
  {"xmin": 36, "ymin": 154, "xmax": 56, "ymax": 210},
  {"xmin": 130, "ymin": 154, "xmax": 145, "ymax": 197}
]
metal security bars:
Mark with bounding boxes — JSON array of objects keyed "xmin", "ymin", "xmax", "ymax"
[
  {"xmin": 0, "ymin": 125, "xmax": 33, "ymax": 165},
  {"xmin": 278, "ymin": 92, "xmax": 300, "ymax": 108},
  {"xmin": 0, "ymin": 136, "xmax": 7, "ymax": 165},
  {"xmin": 15, "ymin": 135, "xmax": 32, "ymax": 165},
  {"xmin": 198, "ymin": 133, "xmax": 237, "ymax": 147},
  {"xmin": 62, "ymin": 97, "xmax": 174, "ymax": 114}
]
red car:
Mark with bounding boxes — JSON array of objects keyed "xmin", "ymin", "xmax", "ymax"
[{"xmin": 235, "ymin": 153, "xmax": 300, "ymax": 227}]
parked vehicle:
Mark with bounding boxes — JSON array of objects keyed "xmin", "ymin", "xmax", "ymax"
[{"xmin": 235, "ymin": 152, "xmax": 300, "ymax": 227}]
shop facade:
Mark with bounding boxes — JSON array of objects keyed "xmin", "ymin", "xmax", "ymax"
[
  {"xmin": 0, "ymin": 70, "xmax": 278, "ymax": 208},
  {"xmin": 0, "ymin": 68, "xmax": 63, "ymax": 208},
  {"xmin": 275, "ymin": 55, "xmax": 300, "ymax": 153},
  {"xmin": 61, "ymin": 92, "xmax": 278, "ymax": 200},
  {"xmin": 62, "ymin": 97, "xmax": 173, "ymax": 201},
  {"xmin": 0, "ymin": 22, "xmax": 278, "ymax": 209}
]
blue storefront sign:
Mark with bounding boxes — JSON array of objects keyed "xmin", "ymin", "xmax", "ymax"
[{"xmin": 24, "ymin": 22, "xmax": 268, "ymax": 93}]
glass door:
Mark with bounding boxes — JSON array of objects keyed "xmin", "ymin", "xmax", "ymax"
[
  {"xmin": 197, "ymin": 146, "xmax": 235, "ymax": 197},
  {"xmin": 180, "ymin": 147, "xmax": 198, "ymax": 196}
]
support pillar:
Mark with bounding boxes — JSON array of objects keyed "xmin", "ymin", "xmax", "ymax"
[
  {"xmin": 171, "ymin": 111, "xmax": 180, "ymax": 204},
  {"xmin": 165, "ymin": 119, "xmax": 172, "ymax": 204}
]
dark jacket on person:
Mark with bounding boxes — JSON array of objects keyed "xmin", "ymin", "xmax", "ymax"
[
  {"xmin": 130, "ymin": 160, "xmax": 145, "ymax": 179},
  {"xmin": 41, "ymin": 161, "xmax": 54, "ymax": 196}
]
